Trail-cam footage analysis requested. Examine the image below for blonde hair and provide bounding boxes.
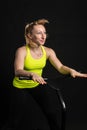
[25,18,49,44]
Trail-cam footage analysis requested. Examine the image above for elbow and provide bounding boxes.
[58,65,64,73]
[58,65,69,74]
[14,70,19,77]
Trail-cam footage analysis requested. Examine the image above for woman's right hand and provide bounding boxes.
[31,73,47,85]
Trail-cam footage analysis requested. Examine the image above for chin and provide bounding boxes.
[41,42,45,45]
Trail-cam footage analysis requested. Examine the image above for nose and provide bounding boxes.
[41,33,46,39]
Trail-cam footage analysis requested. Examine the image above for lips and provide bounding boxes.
[40,39,45,43]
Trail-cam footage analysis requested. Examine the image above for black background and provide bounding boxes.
[1,0,87,129]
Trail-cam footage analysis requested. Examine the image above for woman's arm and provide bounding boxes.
[14,46,33,77]
[45,47,87,78]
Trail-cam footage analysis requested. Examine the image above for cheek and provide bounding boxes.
[31,36,37,41]
[32,35,40,42]
[32,36,38,43]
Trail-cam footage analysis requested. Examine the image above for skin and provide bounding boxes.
[14,24,87,84]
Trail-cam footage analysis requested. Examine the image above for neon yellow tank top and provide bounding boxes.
[13,45,47,88]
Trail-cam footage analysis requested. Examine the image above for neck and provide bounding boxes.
[28,43,41,50]
[28,44,43,58]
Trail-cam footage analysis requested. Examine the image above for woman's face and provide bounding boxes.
[29,25,47,46]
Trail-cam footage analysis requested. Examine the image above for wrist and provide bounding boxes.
[30,72,34,79]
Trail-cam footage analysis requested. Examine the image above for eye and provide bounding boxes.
[36,31,47,35]
[44,32,47,35]
[36,32,42,34]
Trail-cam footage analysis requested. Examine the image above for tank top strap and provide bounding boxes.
[41,46,46,56]
[25,44,30,53]
[25,45,46,57]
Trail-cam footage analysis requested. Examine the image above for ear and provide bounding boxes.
[27,33,32,39]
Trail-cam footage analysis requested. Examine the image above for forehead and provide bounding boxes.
[32,24,46,31]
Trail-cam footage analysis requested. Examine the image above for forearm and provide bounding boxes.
[59,65,75,75]
[15,69,47,84]
[15,69,33,77]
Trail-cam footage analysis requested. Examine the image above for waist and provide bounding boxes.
[13,77,39,88]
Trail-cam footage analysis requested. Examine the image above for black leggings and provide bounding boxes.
[2,84,60,130]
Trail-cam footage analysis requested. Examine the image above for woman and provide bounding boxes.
[2,18,87,130]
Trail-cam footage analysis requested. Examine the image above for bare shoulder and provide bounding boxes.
[16,45,26,52]
[15,45,26,56]
[43,46,56,58]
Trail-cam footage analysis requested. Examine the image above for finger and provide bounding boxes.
[37,78,47,84]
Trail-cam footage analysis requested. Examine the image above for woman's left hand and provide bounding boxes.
[70,70,87,78]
